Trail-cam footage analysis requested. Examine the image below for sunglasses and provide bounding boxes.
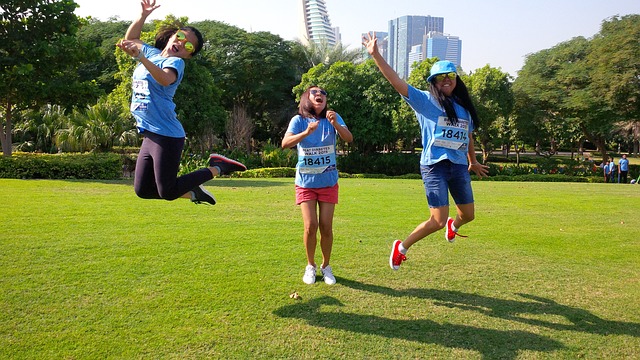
[175,30,195,53]
[310,89,327,96]
[434,72,457,82]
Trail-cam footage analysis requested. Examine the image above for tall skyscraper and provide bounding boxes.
[299,0,339,46]
[387,15,445,79]
[424,32,462,67]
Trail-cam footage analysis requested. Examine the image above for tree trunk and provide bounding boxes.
[226,103,254,153]
[1,99,13,157]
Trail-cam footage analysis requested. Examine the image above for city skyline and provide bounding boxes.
[73,0,639,76]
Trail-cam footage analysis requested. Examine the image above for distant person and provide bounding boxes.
[282,86,353,285]
[603,160,611,183]
[363,32,489,271]
[608,159,617,183]
[116,0,246,205]
[618,154,629,184]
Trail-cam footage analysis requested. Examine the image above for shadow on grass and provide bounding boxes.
[273,295,563,359]
[275,278,640,358]
[336,277,640,338]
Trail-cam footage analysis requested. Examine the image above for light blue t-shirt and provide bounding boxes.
[286,114,347,188]
[619,158,629,171]
[130,44,186,138]
[403,85,474,166]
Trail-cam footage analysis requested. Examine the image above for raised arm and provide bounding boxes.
[125,0,160,42]
[363,32,408,97]
[116,0,177,87]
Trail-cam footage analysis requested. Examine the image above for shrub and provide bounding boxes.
[338,152,420,176]
[0,153,122,180]
[233,167,296,178]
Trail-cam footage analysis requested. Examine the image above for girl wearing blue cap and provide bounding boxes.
[363,32,490,270]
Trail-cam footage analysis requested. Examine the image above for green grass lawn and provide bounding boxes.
[1,178,639,359]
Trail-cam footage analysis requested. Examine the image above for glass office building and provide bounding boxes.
[387,15,445,79]
[300,0,339,46]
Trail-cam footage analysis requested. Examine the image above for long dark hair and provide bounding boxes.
[429,76,479,130]
[298,86,327,119]
[154,26,204,56]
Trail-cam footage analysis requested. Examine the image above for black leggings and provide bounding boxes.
[134,131,213,200]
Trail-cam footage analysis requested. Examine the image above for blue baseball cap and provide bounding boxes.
[427,61,457,82]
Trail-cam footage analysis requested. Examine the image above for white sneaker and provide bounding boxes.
[302,265,316,284]
[321,265,336,285]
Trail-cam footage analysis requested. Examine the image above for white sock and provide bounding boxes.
[399,243,407,254]
[450,219,459,232]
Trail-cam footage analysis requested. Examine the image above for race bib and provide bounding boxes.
[433,116,469,151]
[298,145,337,174]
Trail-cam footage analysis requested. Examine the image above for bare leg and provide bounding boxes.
[402,205,449,249]
[300,200,319,267]
[317,201,336,268]
[453,202,475,229]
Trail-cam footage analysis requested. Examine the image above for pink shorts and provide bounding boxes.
[295,184,339,205]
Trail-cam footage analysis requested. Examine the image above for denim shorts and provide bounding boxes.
[421,160,474,208]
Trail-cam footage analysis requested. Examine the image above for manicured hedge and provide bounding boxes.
[0,153,123,180]
[1,152,634,184]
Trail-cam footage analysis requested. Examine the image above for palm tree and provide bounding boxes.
[56,101,137,152]
[14,104,68,153]
[297,39,363,68]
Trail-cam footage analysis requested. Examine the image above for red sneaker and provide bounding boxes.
[208,154,247,175]
[389,240,407,270]
[445,217,467,242]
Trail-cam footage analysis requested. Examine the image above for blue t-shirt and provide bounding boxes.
[286,114,347,188]
[130,44,186,138]
[403,85,474,166]
[619,158,629,171]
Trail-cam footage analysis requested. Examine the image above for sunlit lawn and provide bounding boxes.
[1,178,639,359]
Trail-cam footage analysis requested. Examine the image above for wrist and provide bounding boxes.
[135,51,145,60]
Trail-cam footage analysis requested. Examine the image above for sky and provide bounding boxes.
[73,0,639,76]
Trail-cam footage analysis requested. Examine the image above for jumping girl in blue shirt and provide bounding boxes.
[117,0,246,206]
[363,32,490,271]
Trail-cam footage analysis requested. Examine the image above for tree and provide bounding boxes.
[588,15,640,154]
[76,17,131,95]
[55,101,138,152]
[0,0,100,156]
[515,36,617,161]
[295,39,363,68]
[13,104,67,153]
[465,66,514,162]
[195,21,300,149]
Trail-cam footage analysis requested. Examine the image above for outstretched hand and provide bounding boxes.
[362,32,379,56]
[140,0,161,17]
